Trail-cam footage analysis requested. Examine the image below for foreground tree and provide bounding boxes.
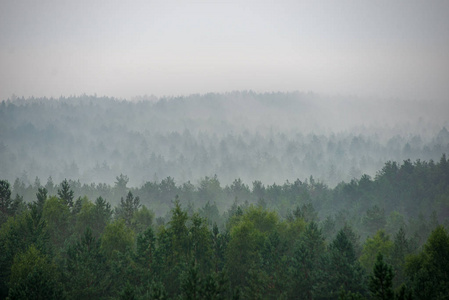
[64,227,110,299]
[369,253,394,300]
[406,225,449,299]
[8,245,64,300]
[0,180,12,224]
[328,229,367,298]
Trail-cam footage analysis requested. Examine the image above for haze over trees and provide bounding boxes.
[1,92,448,299]
[1,93,448,188]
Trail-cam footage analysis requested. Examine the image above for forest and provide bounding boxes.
[1,94,449,299]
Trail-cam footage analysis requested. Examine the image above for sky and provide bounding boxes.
[1,0,449,101]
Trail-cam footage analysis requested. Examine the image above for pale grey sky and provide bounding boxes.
[1,0,448,101]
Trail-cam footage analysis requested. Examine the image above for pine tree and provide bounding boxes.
[115,191,140,227]
[369,253,394,300]
[328,229,366,298]
[0,180,12,224]
[65,227,110,299]
[35,187,47,213]
[58,179,74,208]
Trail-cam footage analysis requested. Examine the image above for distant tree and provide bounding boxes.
[33,176,41,189]
[114,174,129,197]
[45,176,55,195]
[363,205,386,237]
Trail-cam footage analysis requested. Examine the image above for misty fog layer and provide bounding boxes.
[1,92,448,187]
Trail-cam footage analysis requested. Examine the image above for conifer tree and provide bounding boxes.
[58,179,74,208]
[369,252,394,300]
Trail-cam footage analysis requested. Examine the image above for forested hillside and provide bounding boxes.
[1,93,448,187]
[1,156,449,299]
[1,93,449,299]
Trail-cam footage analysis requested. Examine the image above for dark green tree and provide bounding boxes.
[115,191,140,227]
[288,222,326,300]
[369,252,394,300]
[0,180,12,224]
[8,245,64,300]
[181,261,202,300]
[64,227,110,299]
[327,229,366,298]
[391,227,411,288]
[35,187,47,213]
[406,225,449,299]
[92,196,112,237]
[58,179,74,208]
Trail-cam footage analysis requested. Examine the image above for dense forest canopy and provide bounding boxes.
[1,92,448,187]
[1,92,449,299]
[1,155,449,299]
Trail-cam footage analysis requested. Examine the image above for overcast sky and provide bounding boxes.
[1,0,448,101]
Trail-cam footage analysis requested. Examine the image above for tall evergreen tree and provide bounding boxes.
[35,187,47,213]
[64,227,110,299]
[369,253,394,300]
[58,179,74,208]
[115,191,140,227]
[0,180,12,224]
[327,229,366,298]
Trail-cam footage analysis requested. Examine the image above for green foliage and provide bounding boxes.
[288,222,327,300]
[369,253,394,300]
[360,230,393,272]
[92,196,112,237]
[8,245,64,300]
[57,179,74,208]
[101,219,135,258]
[327,229,367,298]
[0,155,448,299]
[64,227,110,299]
[362,205,387,238]
[406,225,449,299]
[35,187,47,214]
[119,281,136,300]
[43,196,72,251]
[338,287,365,300]
[131,205,154,234]
[391,227,411,288]
[115,191,141,227]
[0,207,48,298]
[0,180,12,225]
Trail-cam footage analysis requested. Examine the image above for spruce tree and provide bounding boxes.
[369,253,394,300]
[58,179,74,208]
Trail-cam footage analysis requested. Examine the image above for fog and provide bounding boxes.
[1,1,449,188]
[1,93,448,190]
[1,0,449,101]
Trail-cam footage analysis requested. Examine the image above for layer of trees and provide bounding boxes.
[1,156,448,299]
[2,93,448,187]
